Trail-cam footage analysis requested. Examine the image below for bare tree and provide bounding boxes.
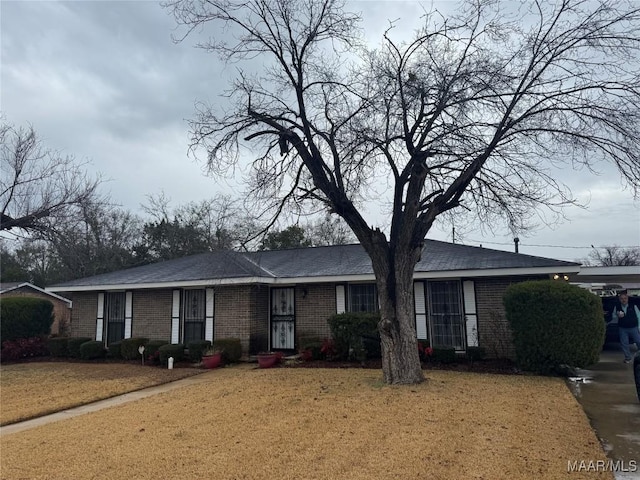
[584,245,640,266]
[0,122,102,234]
[139,193,259,260]
[306,214,355,246]
[166,0,640,384]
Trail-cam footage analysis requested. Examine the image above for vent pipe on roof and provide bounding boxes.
[514,237,520,253]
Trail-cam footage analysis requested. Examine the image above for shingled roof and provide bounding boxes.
[47,239,579,291]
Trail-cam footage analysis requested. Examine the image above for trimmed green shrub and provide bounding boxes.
[158,344,185,365]
[327,312,381,361]
[67,337,92,358]
[213,338,242,364]
[145,340,168,365]
[146,340,169,357]
[187,340,212,362]
[47,337,69,357]
[504,280,604,374]
[466,346,486,362]
[299,337,323,361]
[79,341,106,360]
[432,347,457,364]
[120,337,149,360]
[108,341,122,359]
[0,297,54,342]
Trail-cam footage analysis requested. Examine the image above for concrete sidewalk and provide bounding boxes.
[568,347,640,480]
[0,369,219,437]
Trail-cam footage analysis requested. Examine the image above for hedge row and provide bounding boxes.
[1,297,53,342]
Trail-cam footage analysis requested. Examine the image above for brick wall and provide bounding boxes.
[248,285,269,355]
[131,289,173,341]
[295,283,336,343]
[1,288,71,335]
[208,284,276,356]
[475,275,547,359]
[63,291,98,339]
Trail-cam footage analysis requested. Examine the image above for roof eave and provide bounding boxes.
[46,265,576,292]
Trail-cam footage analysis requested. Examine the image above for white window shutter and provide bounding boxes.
[414,282,427,340]
[205,288,214,342]
[96,293,104,342]
[335,285,346,314]
[171,290,180,344]
[124,291,133,339]
[463,280,478,347]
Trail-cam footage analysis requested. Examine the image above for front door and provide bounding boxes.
[270,287,295,350]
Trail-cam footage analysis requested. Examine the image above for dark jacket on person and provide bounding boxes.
[613,302,640,329]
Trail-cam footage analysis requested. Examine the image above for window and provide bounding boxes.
[105,292,125,345]
[183,289,205,344]
[428,280,465,350]
[348,284,378,313]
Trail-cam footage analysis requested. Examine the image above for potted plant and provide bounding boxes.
[257,351,282,368]
[201,347,223,369]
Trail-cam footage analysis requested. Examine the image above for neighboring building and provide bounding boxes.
[569,266,640,297]
[46,241,580,359]
[0,282,72,335]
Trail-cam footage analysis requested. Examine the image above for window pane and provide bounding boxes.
[183,290,205,342]
[105,292,125,345]
[348,284,378,313]
[428,281,464,349]
[184,321,205,344]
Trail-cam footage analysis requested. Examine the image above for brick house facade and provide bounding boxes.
[49,241,579,359]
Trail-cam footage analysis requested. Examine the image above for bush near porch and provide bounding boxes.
[504,280,604,374]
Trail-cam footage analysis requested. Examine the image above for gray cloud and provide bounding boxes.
[2,0,638,261]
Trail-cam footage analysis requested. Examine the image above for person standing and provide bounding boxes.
[611,292,640,363]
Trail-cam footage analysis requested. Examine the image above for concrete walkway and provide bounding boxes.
[0,369,219,437]
[568,347,640,480]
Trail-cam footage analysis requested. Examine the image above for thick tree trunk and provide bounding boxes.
[370,245,424,385]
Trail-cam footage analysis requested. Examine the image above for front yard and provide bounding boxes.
[0,362,201,425]
[0,365,611,479]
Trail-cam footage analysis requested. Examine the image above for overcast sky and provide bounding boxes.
[2,0,639,262]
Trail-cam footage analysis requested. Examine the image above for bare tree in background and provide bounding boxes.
[0,122,102,234]
[306,214,354,246]
[585,245,640,266]
[138,193,258,260]
[166,0,640,384]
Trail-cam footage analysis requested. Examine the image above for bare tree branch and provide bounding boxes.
[0,122,103,234]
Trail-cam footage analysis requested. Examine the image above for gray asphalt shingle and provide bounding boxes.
[49,239,578,288]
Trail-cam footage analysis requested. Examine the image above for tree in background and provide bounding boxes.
[306,215,354,246]
[259,225,311,250]
[136,193,257,261]
[167,0,640,383]
[584,245,640,266]
[0,122,103,234]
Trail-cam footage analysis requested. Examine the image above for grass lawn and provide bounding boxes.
[0,362,202,426]
[1,366,611,480]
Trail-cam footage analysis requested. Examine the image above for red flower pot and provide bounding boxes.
[257,353,279,368]
[201,352,222,369]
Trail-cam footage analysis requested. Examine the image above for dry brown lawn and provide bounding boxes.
[0,362,202,425]
[1,366,611,480]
